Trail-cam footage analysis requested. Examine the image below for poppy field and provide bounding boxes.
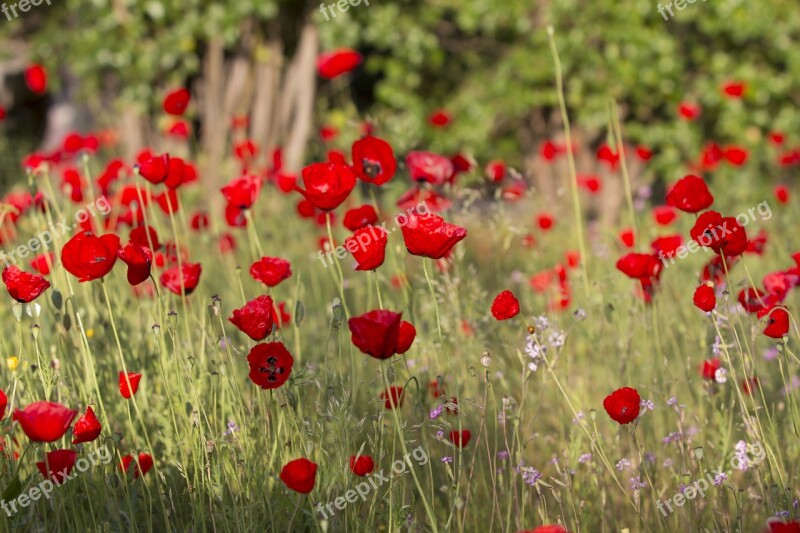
[1,2,800,532]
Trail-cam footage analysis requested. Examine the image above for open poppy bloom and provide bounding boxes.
[160,262,202,295]
[222,174,262,210]
[119,372,142,399]
[352,136,397,186]
[121,452,154,478]
[349,455,375,476]
[405,151,454,185]
[400,211,467,260]
[37,449,77,483]
[163,88,190,116]
[615,253,662,280]
[693,284,717,312]
[72,406,102,444]
[137,153,170,184]
[118,242,153,286]
[690,211,747,256]
[396,321,416,354]
[491,290,520,320]
[229,295,274,341]
[13,401,77,442]
[343,205,379,231]
[247,342,294,389]
[666,175,714,213]
[296,162,356,211]
[346,226,388,271]
[61,231,120,282]
[381,386,405,409]
[348,310,402,359]
[2,265,50,303]
[603,387,640,425]
[449,430,472,448]
[758,306,789,338]
[250,256,292,287]
[317,48,362,79]
[30,252,56,276]
[280,457,317,493]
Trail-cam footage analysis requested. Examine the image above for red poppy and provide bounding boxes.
[449,430,471,448]
[61,231,120,282]
[348,310,402,359]
[775,185,790,205]
[602,387,640,425]
[190,212,210,231]
[758,306,789,338]
[400,211,467,260]
[37,449,77,484]
[396,187,452,213]
[13,401,77,442]
[117,242,152,286]
[0,389,6,420]
[381,386,405,409]
[635,146,653,161]
[722,81,746,98]
[428,109,451,127]
[616,253,661,280]
[2,265,50,303]
[247,342,294,389]
[485,161,506,182]
[229,295,274,341]
[738,288,769,313]
[578,174,601,193]
[250,256,292,287]
[222,174,262,209]
[163,156,188,189]
[121,452,154,478]
[317,48,362,79]
[540,140,563,161]
[320,125,338,142]
[678,102,700,120]
[652,205,677,226]
[650,235,683,259]
[690,211,747,256]
[72,406,102,444]
[741,377,759,395]
[396,321,416,354]
[295,162,356,211]
[520,526,569,533]
[351,136,397,186]
[346,226,388,271]
[119,372,142,399]
[491,290,520,320]
[406,151,454,185]
[280,458,317,493]
[167,120,190,138]
[160,262,202,295]
[137,153,170,184]
[163,88,190,116]
[702,358,721,380]
[349,455,375,476]
[596,145,619,170]
[25,64,47,94]
[693,284,717,312]
[343,205,379,231]
[763,520,800,533]
[536,213,555,231]
[724,146,748,166]
[0,106,5,121]
[619,228,635,248]
[30,252,56,276]
[130,225,160,251]
[666,175,714,213]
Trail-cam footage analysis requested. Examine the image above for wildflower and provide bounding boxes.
[223,420,239,436]
[640,399,655,411]
[616,458,631,471]
[491,290,520,320]
[663,431,682,444]
[6,357,19,372]
[349,455,375,476]
[629,476,647,489]
[120,453,154,479]
[733,441,749,471]
[603,387,641,425]
[578,453,593,464]
[497,450,510,460]
[547,330,565,348]
[430,405,445,420]
[712,471,728,486]
[715,368,728,384]
[441,456,453,464]
[533,315,550,331]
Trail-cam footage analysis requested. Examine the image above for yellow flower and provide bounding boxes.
[6,356,19,372]
[86,329,94,338]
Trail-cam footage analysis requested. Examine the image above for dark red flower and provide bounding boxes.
[0,389,6,420]
[738,288,769,313]
[702,358,721,380]
[400,211,467,259]
[296,162,356,211]
[690,211,747,256]
[163,88,191,116]
[119,372,142,399]
[130,225,160,251]
[602,387,640,425]
[247,342,294,389]
[349,455,375,476]
[13,401,77,442]
[137,153,170,184]
[159,262,202,295]
[764,520,800,533]
[0,106,5,121]
[317,49,362,79]
[396,321,416,354]
[250,256,292,287]
[448,430,472,448]
[117,242,152,286]
[343,205,379,231]
[121,453,154,478]
[190,212,210,231]
[280,458,317,494]
[2,265,50,303]
[693,284,717,312]
[348,310,402,359]
[406,151,454,185]
[491,290,520,320]
[635,146,653,161]
[381,386,405,409]
[352,136,397,185]
[346,226,388,271]
[25,64,47,94]
[758,306,790,338]
[37,449,77,483]
[61,231,120,282]
[72,406,102,444]
[666,175,714,213]
[229,295,274,341]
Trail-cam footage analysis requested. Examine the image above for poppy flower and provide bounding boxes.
[702,358,721,380]
[222,174,262,209]
[61,231,120,282]
[536,213,555,231]
[651,235,683,259]
[428,109,451,127]
[130,225,160,251]
[763,520,800,533]
[635,146,653,161]
[666,175,714,213]
[117,242,152,286]
[396,321,416,354]
[160,262,202,295]
[121,452,154,478]
[602,387,640,425]
[678,102,700,120]
[348,309,402,359]
[400,211,467,260]
[2,265,50,303]
[166,120,190,138]
[738,288,769,313]
[137,153,170,184]
[119,372,142,399]
[0,389,6,420]
[343,205,379,231]
[351,136,397,186]
[13,401,77,442]
[229,295,274,341]
[758,306,789,338]
[491,290,520,320]
[619,228,635,248]
[578,175,601,193]
[349,455,375,476]
[486,161,506,182]
[317,48,362,79]
[406,151,454,185]
[163,88,190,115]
[280,458,317,494]
[346,226,388,271]
[448,430,471,448]
[540,140,563,161]
[616,253,661,280]
[295,162,356,211]
[396,187,452,213]
[596,145,619,170]
[25,64,47,94]
[37,449,77,483]
[690,211,747,256]
[0,106,5,121]
[30,252,56,276]
[250,256,292,287]
[72,406,102,444]
[722,81,746,98]
[381,386,405,409]
[741,377,759,395]
[652,205,677,226]
[693,284,716,312]
[775,185,790,205]
[247,341,294,389]
[320,125,338,142]
[163,156,188,189]
[520,526,569,533]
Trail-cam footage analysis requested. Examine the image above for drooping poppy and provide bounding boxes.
[395,321,416,354]
[400,211,467,260]
[2,265,50,303]
[349,455,375,476]
[449,430,472,448]
[351,136,397,186]
[159,262,202,295]
[117,242,152,286]
[61,231,120,282]
[72,406,102,444]
[348,310,402,359]
[381,386,405,409]
[280,458,317,493]
[343,204,379,231]
[37,449,77,483]
[247,342,294,389]
[229,295,274,341]
[346,226,388,271]
[491,290,520,320]
[295,162,356,211]
[250,257,292,287]
[13,401,77,442]
[602,387,640,425]
[119,372,142,399]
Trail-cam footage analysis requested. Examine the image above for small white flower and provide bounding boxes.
[714,367,728,384]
